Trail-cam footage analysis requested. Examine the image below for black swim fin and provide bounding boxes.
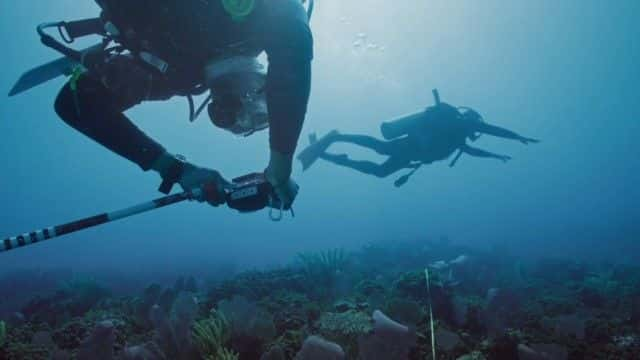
[296,130,338,171]
[394,164,422,187]
[8,44,102,97]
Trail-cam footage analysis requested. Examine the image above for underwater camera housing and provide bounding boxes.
[226,173,285,219]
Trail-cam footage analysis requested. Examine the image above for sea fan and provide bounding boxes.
[192,310,234,359]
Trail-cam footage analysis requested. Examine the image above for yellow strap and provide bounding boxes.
[69,66,85,92]
[68,66,85,116]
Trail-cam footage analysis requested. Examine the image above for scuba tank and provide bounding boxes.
[380,89,441,140]
[380,111,428,140]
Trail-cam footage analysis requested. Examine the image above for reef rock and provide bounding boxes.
[50,350,72,360]
[385,298,424,326]
[333,300,356,313]
[541,314,585,340]
[218,296,277,341]
[260,345,287,360]
[122,344,160,360]
[76,320,116,360]
[294,336,345,360]
[631,295,640,328]
[7,312,25,327]
[436,328,462,352]
[456,351,486,360]
[518,343,568,360]
[357,310,417,360]
[31,330,56,349]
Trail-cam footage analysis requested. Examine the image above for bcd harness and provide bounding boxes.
[35,0,315,123]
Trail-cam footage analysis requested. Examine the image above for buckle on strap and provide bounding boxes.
[139,52,169,74]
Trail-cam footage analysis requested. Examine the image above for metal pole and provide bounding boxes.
[1,190,200,254]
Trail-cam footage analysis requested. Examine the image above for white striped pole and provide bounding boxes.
[1,190,200,254]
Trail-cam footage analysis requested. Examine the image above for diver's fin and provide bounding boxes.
[394,163,423,187]
[9,56,77,97]
[8,44,102,97]
[296,130,338,171]
[394,173,411,187]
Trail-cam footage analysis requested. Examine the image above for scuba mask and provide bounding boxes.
[204,56,269,137]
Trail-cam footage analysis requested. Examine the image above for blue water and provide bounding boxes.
[0,0,638,274]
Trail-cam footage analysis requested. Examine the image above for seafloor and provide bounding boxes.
[1,239,638,360]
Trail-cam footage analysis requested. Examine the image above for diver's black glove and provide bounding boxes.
[152,153,230,206]
[179,163,231,206]
[264,151,299,210]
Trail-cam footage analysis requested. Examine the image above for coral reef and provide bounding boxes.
[148,292,200,359]
[2,239,640,359]
[192,310,237,360]
[76,320,116,360]
[0,321,5,347]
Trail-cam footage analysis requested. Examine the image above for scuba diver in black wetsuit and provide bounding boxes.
[298,90,539,186]
[13,0,314,210]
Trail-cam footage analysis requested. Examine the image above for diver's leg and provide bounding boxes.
[476,123,540,144]
[461,144,511,163]
[331,134,396,155]
[320,153,411,178]
[54,58,168,171]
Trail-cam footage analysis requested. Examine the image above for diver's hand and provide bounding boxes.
[268,177,300,210]
[499,155,512,163]
[179,163,230,206]
[520,137,540,145]
[265,150,298,210]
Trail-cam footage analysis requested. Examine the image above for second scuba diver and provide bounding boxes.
[297,90,539,186]
[42,0,314,209]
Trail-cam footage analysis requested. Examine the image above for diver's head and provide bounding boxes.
[459,107,484,124]
[204,56,269,137]
[458,107,484,141]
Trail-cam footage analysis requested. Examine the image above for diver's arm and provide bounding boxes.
[461,144,512,163]
[263,0,313,206]
[264,0,313,162]
[476,123,540,145]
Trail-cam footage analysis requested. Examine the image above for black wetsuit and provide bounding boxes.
[55,0,313,170]
[317,103,466,178]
